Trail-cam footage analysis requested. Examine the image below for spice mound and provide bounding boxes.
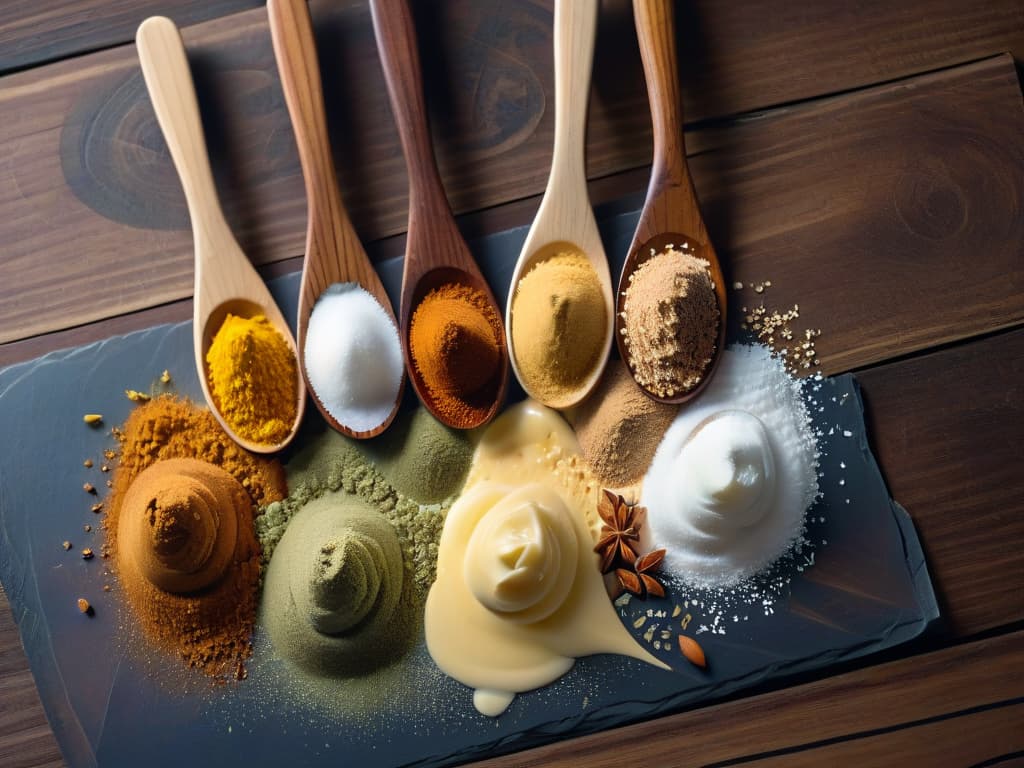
[118,458,245,594]
[206,313,297,445]
[262,493,412,677]
[105,395,286,677]
[510,251,607,406]
[304,283,403,433]
[642,344,818,587]
[621,247,719,397]
[409,283,503,426]
[360,407,472,504]
[572,357,679,487]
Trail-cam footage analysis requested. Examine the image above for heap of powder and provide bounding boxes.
[104,395,286,677]
[304,283,404,433]
[206,313,297,445]
[510,251,607,406]
[261,493,416,677]
[359,407,472,504]
[641,344,819,587]
[571,357,679,487]
[621,248,719,397]
[408,283,503,427]
[257,411,471,593]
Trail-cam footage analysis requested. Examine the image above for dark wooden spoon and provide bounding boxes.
[615,0,727,404]
[268,0,404,439]
[369,0,508,430]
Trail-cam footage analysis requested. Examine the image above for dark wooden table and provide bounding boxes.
[1,1,1023,765]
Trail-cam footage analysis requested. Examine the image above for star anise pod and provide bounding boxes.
[614,548,667,599]
[593,490,644,574]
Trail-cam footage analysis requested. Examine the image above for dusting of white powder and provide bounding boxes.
[304,283,403,433]
[641,344,818,587]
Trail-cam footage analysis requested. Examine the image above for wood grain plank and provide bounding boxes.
[0,0,261,74]
[0,587,62,768]
[743,704,1024,768]
[0,2,1022,344]
[859,329,1024,636]
[472,630,1024,767]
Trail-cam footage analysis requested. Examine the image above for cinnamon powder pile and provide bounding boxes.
[103,395,286,678]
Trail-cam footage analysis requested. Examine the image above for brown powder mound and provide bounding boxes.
[621,248,719,397]
[103,395,287,678]
[572,357,680,487]
[409,283,504,426]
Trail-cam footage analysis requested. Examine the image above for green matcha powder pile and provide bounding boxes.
[256,407,473,594]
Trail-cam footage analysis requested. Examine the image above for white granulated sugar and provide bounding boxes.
[641,343,819,588]
[304,283,403,433]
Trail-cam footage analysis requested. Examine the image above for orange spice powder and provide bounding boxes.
[408,283,503,427]
[103,395,286,679]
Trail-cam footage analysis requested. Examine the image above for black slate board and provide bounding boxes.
[0,209,938,768]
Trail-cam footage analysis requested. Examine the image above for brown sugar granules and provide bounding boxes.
[103,395,286,678]
[571,358,679,487]
[621,247,719,397]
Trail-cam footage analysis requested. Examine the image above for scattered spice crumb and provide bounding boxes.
[100,465,110,473]
[678,635,707,668]
[81,548,94,560]
[62,541,72,551]
[103,584,111,592]
[77,598,93,616]
[84,525,92,533]
[83,459,93,468]
[103,449,116,461]
[91,503,103,513]
[83,483,96,494]
[160,370,172,384]
[125,389,150,403]
[105,479,112,488]
[83,414,103,426]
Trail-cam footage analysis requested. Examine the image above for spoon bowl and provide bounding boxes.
[137,16,305,453]
[506,0,613,410]
[614,0,727,405]
[268,0,404,439]
[370,0,508,430]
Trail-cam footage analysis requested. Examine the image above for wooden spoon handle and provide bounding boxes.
[369,0,452,226]
[268,0,378,293]
[633,0,689,187]
[550,0,598,194]
[135,17,230,253]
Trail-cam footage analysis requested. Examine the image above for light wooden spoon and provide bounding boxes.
[506,0,614,410]
[369,0,508,430]
[267,0,403,439]
[615,0,727,405]
[136,16,305,452]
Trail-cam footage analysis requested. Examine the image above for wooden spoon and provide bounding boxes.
[505,0,614,410]
[369,0,508,430]
[614,0,727,404]
[136,16,305,452]
[267,0,403,439]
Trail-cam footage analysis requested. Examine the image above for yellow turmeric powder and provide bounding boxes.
[205,313,297,445]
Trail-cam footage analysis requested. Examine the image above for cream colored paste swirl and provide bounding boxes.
[426,401,667,717]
